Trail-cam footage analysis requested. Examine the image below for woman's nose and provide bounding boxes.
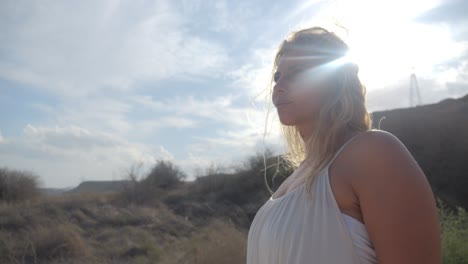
[272,82,286,104]
[272,83,280,98]
[273,79,285,92]
[273,80,287,96]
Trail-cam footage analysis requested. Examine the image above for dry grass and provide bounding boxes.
[0,223,90,263]
[159,218,247,264]
[0,190,247,264]
[0,199,247,263]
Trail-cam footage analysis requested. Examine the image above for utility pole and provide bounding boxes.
[410,69,422,107]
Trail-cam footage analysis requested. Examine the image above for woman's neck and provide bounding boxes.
[297,123,315,143]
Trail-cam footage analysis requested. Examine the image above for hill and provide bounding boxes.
[66,180,131,194]
[40,187,73,196]
[370,93,468,208]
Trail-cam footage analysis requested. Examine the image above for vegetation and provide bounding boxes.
[0,167,40,203]
[119,160,187,205]
[438,199,468,264]
[0,156,467,263]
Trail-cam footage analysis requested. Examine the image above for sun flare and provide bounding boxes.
[298,0,463,91]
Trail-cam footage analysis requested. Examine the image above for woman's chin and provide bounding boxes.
[278,116,297,126]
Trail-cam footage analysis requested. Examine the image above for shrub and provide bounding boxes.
[142,159,186,189]
[120,160,187,205]
[194,148,290,205]
[0,167,40,203]
[438,199,468,264]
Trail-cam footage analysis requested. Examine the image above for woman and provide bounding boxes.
[246,27,441,264]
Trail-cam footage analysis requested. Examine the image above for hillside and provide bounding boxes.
[370,93,468,208]
[40,187,73,196]
[67,180,131,194]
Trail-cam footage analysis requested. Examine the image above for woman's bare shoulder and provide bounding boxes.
[350,129,409,162]
[350,128,425,197]
[350,129,441,264]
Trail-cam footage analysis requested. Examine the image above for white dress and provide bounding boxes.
[246,134,378,264]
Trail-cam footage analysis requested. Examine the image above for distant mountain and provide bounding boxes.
[66,180,131,194]
[40,187,73,196]
[370,93,468,208]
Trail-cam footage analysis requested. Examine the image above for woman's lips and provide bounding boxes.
[275,101,290,107]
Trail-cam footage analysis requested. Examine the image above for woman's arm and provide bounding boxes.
[352,130,441,264]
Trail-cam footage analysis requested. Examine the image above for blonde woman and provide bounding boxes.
[246,27,441,264]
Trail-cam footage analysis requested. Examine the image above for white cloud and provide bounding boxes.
[131,94,234,114]
[157,146,175,162]
[131,94,250,125]
[32,97,133,136]
[228,46,277,103]
[22,124,125,152]
[132,116,198,139]
[131,93,283,148]
[0,130,3,144]
[0,0,230,97]
[30,97,200,139]
[139,116,198,129]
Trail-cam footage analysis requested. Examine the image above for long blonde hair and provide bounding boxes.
[264,27,372,198]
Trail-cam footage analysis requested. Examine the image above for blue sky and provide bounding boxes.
[1,0,467,188]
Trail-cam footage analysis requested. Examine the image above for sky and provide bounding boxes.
[0,0,467,188]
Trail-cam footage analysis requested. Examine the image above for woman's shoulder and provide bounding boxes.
[347,132,440,263]
[350,128,427,198]
[345,128,420,194]
[352,129,407,157]
[359,128,401,142]
[334,129,405,175]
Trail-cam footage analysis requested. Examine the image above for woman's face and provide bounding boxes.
[272,50,330,126]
